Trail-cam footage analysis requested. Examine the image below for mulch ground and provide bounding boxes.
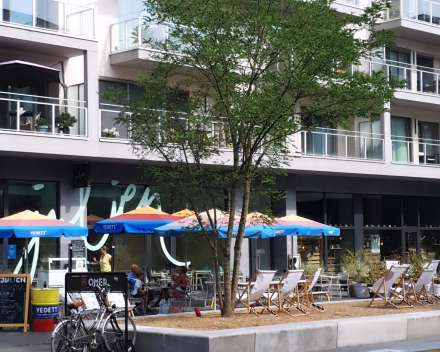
[136,300,440,331]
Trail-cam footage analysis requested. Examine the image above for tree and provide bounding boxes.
[101,0,398,317]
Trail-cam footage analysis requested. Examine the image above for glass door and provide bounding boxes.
[418,121,439,164]
[392,116,412,163]
[256,238,272,270]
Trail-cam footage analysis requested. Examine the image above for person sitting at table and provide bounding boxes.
[127,264,139,293]
[131,271,154,313]
[152,266,190,307]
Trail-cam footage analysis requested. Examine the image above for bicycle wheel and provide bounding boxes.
[51,319,88,352]
[102,314,137,351]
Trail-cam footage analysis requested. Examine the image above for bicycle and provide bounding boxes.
[51,284,137,352]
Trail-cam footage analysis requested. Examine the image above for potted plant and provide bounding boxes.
[35,118,49,133]
[55,112,77,134]
[101,127,120,138]
[342,249,371,298]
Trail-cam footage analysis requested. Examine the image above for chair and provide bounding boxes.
[107,292,136,314]
[328,273,342,299]
[235,270,277,316]
[128,292,144,316]
[409,269,437,305]
[80,292,102,315]
[368,265,412,308]
[385,260,400,270]
[339,273,350,298]
[264,270,306,316]
[298,268,326,311]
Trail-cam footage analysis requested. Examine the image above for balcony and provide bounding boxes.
[379,0,440,44]
[301,128,384,161]
[0,92,87,138]
[331,0,370,15]
[353,59,440,104]
[392,136,440,165]
[0,0,95,39]
[100,109,129,141]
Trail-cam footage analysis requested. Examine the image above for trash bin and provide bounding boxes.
[31,288,59,332]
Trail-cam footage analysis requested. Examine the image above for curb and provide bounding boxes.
[134,310,440,352]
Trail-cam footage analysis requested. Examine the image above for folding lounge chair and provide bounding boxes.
[410,269,437,305]
[368,265,412,308]
[298,268,325,311]
[108,292,136,314]
[80,292,102,316]
[426,260,440,297]
[235,270,277,316]
[265,269,306,316]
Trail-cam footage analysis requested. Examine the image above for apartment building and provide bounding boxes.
[0,0,439,283]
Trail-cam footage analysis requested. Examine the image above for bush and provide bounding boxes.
[55,112,77,128]
[342,249,371,283]
[36,118,48,126]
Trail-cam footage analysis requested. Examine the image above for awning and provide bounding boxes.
[0,60,60,88]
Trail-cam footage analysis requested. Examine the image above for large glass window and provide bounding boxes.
[326,193,353,226]
[420,197,440,227]
[420,230,440,261]
[119,0,144,21]
[418,121,439,164]
[256,238,272,270]
[296,192,324,223]
[7,181,57,278]
[363,195,401,227]
[403,196,418,226]
[3,0,33,26]
[327,229,354,272]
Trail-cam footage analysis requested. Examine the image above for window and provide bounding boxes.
[392,116,412,163]
[363,195,401,227]
[296,192,324,223]
[403,196,418,226]
[418,121,439,164]
[326,193,353,226]
[420,197,440,227]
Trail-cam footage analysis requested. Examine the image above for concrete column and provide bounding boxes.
[84,49,99,141]
[382,103,392,164]
[285,175,297,255]
[353,194,364,252]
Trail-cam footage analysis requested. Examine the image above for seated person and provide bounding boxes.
[127,264,139,293]
[153,266,190,306]
[131,271,154,313]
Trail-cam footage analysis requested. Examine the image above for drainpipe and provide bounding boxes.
[59,61,68,101]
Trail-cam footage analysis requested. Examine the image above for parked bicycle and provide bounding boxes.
[51,284,137,352]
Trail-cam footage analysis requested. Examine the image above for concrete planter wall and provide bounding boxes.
[135,311,440,352]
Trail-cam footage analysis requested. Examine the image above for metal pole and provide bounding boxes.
[213,259,217,311]
[25,239,28,274]
[185,238,188,268]
[125,275,129,352]
[68,244,73,273]
[21,246,26,274]
[111,243,115,272]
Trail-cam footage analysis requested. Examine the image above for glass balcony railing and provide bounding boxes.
[0,92,87,137]
[392,136,440,165]
[353,59,440,96]
[334,0,371,8]
[384,0,440,25]
[100,109,130,140]
[110,17,186,53]
[1,0,95,39]
[301,128,384,160]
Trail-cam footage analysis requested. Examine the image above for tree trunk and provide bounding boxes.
[230,174,252,313]
[221,184,236,317]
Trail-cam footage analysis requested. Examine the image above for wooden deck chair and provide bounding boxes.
[235,270,277,317]
[298,268,325,311]
[59,288,93,319]
[426,260,440,298]
[264,270,306,316]
[80,292,101,315]
[411,269,437,305]
[368,265,412,308]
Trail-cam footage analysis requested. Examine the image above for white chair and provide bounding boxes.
[409,269,437,305]
[385,260,400,270]
[368,265,411,308]
[265,270,306,316]
[235,270,277,316]
[298,268,326,311]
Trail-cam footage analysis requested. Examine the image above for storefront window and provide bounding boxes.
[420,197,440,227]
[403,196,418,226]
[298,236,322,266]
[256,238,272,270]
[151,236,171,273]
[326,193,353,226]
[7,181,57,279]
[420,230,440,260]
[296,192,324,223]
[363,195,401,227]
[176,237,224,271]
[327,230,354,272]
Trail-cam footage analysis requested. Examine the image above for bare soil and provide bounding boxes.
[136,300,440,331]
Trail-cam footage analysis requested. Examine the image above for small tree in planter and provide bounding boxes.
[55,112,77,134]
[342,249,371,298]
[35,118,49,133]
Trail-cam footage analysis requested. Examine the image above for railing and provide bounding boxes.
[392,136,440,165]
[334,0,370,8]
[0,0,95,39]
[110,17,185,53]
[99,109,130,140]
[383,0,440,25]
[0,91,87,137]
[301,128,384,160]
[353,59,440,96]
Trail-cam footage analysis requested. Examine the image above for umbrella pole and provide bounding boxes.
[111,243,115,272]
[21,246,26,274]
[185,238,188,268]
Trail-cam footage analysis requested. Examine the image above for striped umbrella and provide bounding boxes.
[276,215,339,236]
[0,211,88,238]
[94,206,184,234]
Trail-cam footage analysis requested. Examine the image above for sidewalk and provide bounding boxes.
[0,329,51,352]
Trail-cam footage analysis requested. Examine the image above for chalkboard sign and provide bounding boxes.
[71,240,86,259]
[0,274,30,332]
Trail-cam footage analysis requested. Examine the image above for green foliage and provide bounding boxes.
[36,118,48,126]
[101,0,399,316]
[342,249,371,283]
[55,112,77,128]
[404,253,427,279]
[301,261,324,276]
